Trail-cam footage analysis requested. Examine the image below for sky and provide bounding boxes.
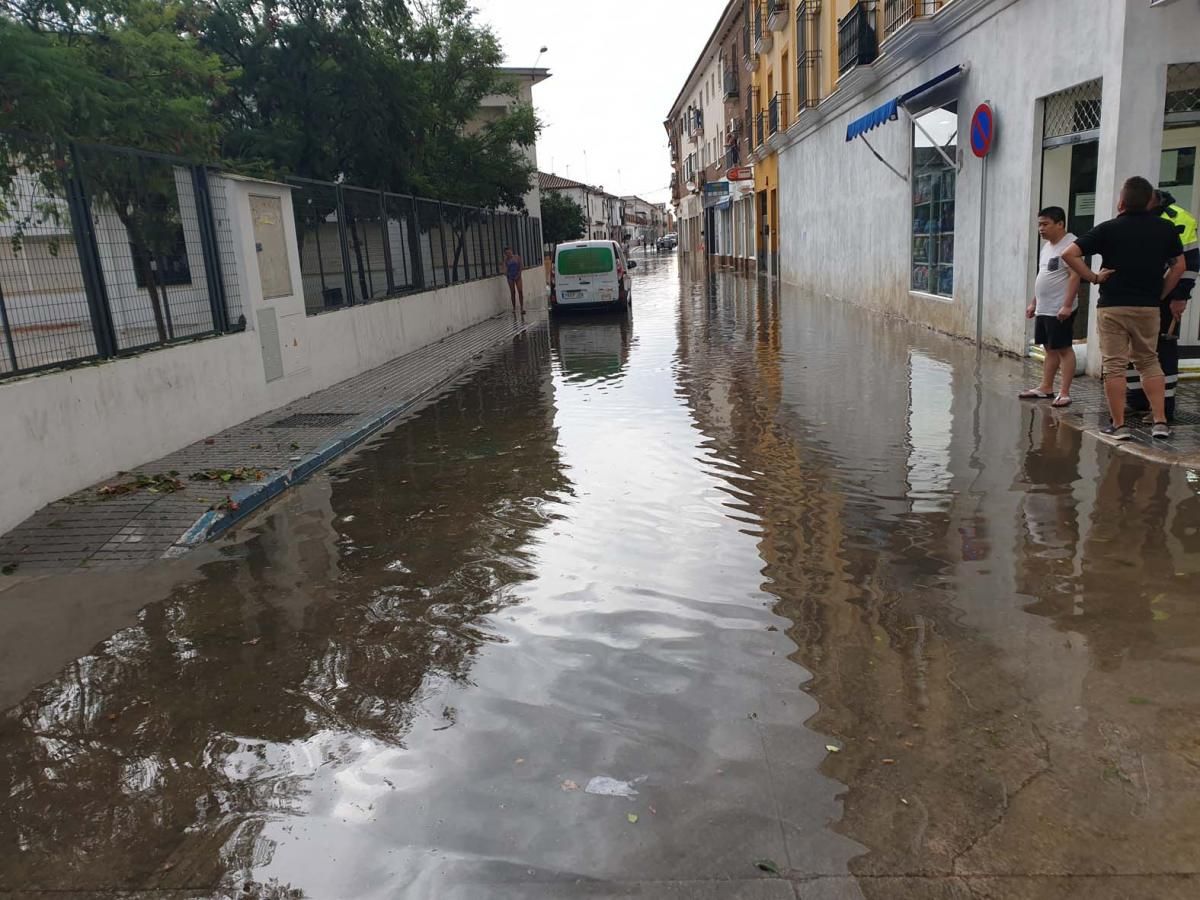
[470,0,729,205]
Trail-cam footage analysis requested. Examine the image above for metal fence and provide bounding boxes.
[288,177,542,316]
[0,136,542,377]
[0,137,237,378]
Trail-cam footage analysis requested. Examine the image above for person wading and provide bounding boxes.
[1062,176,1185,441]
[504,247,525,314]
[1021,206,1080,407]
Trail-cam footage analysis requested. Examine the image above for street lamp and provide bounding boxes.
[532,46,548,69]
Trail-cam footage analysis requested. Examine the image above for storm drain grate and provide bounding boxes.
[268,412,363,429]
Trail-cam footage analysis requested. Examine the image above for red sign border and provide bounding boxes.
[970,103,994,159]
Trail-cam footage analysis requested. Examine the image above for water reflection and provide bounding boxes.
[549,309,633,386]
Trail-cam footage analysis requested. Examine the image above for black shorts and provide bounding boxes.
[1035,313,1076,351]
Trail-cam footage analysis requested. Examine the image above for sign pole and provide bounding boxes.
[976,153,987,348]
[969,102,995,348]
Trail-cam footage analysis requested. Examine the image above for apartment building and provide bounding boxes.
[665,0,757,268]
[538,173,624,243]
[767,0,1199,368]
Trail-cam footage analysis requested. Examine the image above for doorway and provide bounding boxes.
[1039,79,1103,344]
[758,190,769,271]
[1162,63,1200,357]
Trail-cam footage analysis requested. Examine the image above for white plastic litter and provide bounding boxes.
[584,776,640,798]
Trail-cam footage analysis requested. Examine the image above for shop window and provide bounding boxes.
[911,103,958,297]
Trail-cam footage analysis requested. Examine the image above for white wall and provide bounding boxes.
[0,175,546,535]
[777,0,1194,357]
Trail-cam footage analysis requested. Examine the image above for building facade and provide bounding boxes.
[666,1,757,268]
[769,0,1199,368]
[538,173,624,243]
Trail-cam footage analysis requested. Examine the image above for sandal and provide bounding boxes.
[1019,389,1053,399]
[1052,395,1072,408]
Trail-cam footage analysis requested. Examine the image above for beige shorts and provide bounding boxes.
[1098,307,1163,381]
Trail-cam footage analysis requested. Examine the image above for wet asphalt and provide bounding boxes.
[1,253,1199,899]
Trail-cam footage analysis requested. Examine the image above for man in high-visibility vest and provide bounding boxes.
[1126,190,1197,420]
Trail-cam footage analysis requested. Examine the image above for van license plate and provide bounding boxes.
[562,290,583,299]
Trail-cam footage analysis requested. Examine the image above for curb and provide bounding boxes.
[166,318,533,555]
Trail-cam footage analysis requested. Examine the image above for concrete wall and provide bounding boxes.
[0,175,546,535]
[776,0,1198,360]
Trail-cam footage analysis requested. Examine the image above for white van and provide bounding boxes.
[550,240,636,311]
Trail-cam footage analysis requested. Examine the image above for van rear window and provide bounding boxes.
[558,247,614,275]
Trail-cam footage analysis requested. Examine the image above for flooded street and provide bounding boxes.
[3,254,1200,899]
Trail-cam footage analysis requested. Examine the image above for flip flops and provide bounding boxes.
[1019,389,1053,399]
[1052,395,1072,408]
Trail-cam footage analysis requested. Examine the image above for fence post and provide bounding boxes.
[65,144,118,359]
[0,281,19,372]
[462,209,473,282]
[380,191,395,295]
[191,166,230,333]
[437,202,450,287]
[336,185,356,304]
[407,195,425,292]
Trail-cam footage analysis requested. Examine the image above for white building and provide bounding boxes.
[476,67,551,220]
[539,173,623,242]
[776,0,1200,371]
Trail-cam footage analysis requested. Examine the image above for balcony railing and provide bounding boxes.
[726,145,741,170]
[768,93,789,135]
[755,110,765,148]
[754,2,763,42]
[724,68,740,99]
[768,0,788,30]
[838,1,878,76]
[884,0,915,36]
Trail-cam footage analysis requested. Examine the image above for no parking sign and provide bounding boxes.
[970,103,995,158]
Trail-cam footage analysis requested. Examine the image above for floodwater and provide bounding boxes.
[2,255,1200,899]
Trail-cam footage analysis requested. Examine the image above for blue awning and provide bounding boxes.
[898,65,966,110]
[845,99,898,143]
[844,65,967,143]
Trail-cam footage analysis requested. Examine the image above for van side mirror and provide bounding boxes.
[629,260,638,269]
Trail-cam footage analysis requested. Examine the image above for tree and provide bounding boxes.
[541,192,586,246]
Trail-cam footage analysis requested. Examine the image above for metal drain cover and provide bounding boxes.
[268,412,362,428]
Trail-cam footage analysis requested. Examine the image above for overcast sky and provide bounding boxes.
[470,0,729,204]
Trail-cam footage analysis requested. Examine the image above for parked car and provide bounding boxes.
[656,232,678,252]
[550,240,636,311]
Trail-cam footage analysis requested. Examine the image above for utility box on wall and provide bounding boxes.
[250,194,294,301]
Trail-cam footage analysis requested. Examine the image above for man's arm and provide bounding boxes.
[1062,242,1112,285]
[1161,254,1185,301]
[1058,270,1081,320]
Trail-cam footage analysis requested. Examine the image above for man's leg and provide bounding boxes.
[1098,308,1132,427]
[1128,308,1167,423]
[1036,347,1060,394]
[1057,347,1076,398]
[508,280,517,310]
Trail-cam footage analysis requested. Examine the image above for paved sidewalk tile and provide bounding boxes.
[0,311,539,573]
[1021,362,1200,460]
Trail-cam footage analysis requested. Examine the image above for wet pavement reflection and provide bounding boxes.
[2,254,1200,898]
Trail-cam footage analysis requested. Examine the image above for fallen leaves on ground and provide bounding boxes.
[754,859,781,875]
[626,813,638,824]
[190,467,267,484]
[97,473,186,497]
[560,779,579,792]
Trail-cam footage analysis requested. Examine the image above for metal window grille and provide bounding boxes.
[883,0,914,36]
[769,93,789,134]
[754,1,764,42]
[1043,79,1103,142]
[838,2,878,75]
[1166,62,1200,120]
[756,110,766,148]
[796,1,822,110]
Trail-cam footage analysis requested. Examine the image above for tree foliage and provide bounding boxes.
[1,0,540,209]
[541,191,586,246]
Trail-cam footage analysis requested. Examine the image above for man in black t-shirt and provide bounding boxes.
[1062,176,1185,440]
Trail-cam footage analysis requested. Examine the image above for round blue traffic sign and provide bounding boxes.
[970,103,994,158]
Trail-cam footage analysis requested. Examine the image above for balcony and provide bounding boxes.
[767,0,788,30]
[755,110,766,148]
[883,0,915,36]
[724,68,740,99]
[725,145,741,170]
[753,3,773,54]
[768,92,789,135]
[838,2,879,76]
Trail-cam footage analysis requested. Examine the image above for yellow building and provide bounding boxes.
[746,1,958,273]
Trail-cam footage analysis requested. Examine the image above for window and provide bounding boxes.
[558,246,615,276]
[911,102,958,296]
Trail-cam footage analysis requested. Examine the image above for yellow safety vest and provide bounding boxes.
[1163,203,1198,252]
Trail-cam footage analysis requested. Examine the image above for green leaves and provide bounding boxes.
[542,192,587,245]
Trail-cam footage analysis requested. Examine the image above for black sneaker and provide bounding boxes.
[1152,422,1172,440]
[1101,424,1133,441]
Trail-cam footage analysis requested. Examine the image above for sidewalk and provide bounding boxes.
[0,311,540,573]
[1022,360,1200,462]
